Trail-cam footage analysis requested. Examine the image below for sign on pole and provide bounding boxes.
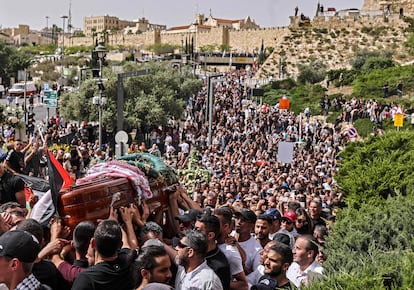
[394,105,404,128]
[394,114,404,127]
[44,90,58,108]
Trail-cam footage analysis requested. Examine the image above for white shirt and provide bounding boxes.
[175,260,223,290]
[247,264,264,288]
[179,142,190,154]
[217,243,244,276]
[286,261,324,288]
[238,236,262,272]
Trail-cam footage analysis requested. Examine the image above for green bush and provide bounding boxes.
[336,130,414,207]
[353,118,375,137]
[325,111,340,124]
[310,195,414,289]
[297,61,327,85]
[352,65,414,99]
[263,83,327,114]
[268,78,297,90]
[350,49,393,70]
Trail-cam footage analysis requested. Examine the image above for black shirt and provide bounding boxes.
[33,259,71,290]
[71,249,136,290]
[205,247,231,290]
[24,150,42,176]
[6,149,25,173]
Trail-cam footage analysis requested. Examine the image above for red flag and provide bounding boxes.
[24,184,33,204]
[46,148,74,213]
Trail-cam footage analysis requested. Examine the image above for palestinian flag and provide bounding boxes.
[46,148,74,213]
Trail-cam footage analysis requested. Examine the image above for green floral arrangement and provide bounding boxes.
[177,148,211,194]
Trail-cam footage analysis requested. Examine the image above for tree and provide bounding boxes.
[59,62,202,136]
[297,60,327,84]
[350,49,393,70]
[0,41,32,85]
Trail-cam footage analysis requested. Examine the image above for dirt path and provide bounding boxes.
[326,85,353,96]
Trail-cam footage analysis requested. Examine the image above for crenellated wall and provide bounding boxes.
[64,9,408,53]
[62,5,414,78]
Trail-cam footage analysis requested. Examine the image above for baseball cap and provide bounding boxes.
[264,208,282,221]
[0,230,40,263]
[282,211,297,223]
[235,208,257,223]
[251,276,278,290]
[175,209,201,223]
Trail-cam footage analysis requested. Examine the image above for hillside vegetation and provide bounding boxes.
[259,16,414,79]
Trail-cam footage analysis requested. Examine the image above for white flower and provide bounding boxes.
[9,116,19,124]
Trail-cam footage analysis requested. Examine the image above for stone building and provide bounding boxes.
[83,15,135,36]
[202,14,260,30]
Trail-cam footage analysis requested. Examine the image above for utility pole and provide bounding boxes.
[206,74,224,147]
[61,15,68,87]
[45,16,49,45]
[68,0,72,33]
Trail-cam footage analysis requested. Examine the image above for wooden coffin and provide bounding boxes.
[58,177,135,230]
[58,176,173,230]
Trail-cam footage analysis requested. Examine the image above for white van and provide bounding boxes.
[8,82,37,96]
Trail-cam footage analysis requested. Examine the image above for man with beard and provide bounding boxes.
[136,245,173,290]
[255,214,273,248]
[174,230,223,290]
[194,214,231,290]
[247,240,278,287]
[252,244,295,290]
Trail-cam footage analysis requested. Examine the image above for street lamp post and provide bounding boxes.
[94,44,107,147]
[45,16,49,45]
[206,74,224,147]
[60,15,68,87]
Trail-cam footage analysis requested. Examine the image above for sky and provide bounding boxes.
[1,0,364,31]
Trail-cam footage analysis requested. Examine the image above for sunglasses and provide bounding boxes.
[176,241,191,249]
[297,219,305,223]
[282,219,293,225]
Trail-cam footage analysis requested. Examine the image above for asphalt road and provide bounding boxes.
[0,95,57,131]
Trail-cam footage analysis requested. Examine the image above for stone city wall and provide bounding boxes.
[63,11,407,52]
[228,27,290,52]
[363,0,414,14]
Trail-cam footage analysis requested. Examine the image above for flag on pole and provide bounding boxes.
[46,148,74,214]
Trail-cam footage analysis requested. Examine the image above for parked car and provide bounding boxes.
[8,82,37,96]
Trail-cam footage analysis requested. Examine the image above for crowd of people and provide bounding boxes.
[0,67,402,290]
